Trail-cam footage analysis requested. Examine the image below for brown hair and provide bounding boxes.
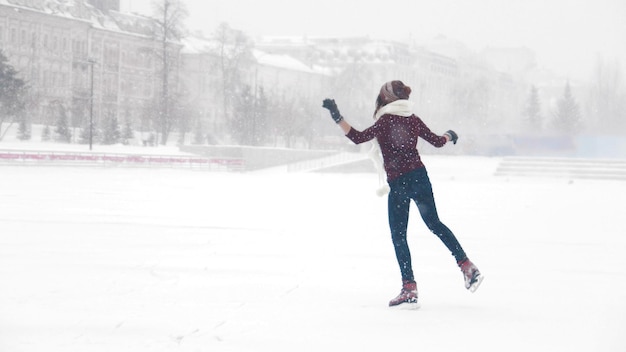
[375,80,412,115]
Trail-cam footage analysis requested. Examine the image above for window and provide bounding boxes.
[72,39,87,57]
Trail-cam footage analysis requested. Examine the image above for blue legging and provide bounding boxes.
[387,167,467,281]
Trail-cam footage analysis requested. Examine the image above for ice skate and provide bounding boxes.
[389,280,419,309]
[458,258,483,292]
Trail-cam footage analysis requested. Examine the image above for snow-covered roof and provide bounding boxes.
[252,49,314,74]
[108,11,156,37]
[1,0,157,38]
[179,34,331,76]
[253,49,334,76]
[180,35,219,54]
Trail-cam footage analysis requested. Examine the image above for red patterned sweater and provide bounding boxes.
[345,114,447,182]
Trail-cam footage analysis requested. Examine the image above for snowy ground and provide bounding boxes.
[1,156,625,352]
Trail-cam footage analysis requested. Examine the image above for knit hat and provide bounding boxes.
[378,80,411,106]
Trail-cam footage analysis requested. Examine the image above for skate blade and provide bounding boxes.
[390,302,421,310]
[468,274,484,293]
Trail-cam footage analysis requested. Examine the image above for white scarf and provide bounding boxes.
[371,99,415,196]
[374,99,414,120]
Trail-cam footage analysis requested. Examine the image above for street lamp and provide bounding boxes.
[87,58,96,150]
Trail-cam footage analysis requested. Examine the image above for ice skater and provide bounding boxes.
[322,80,483,307]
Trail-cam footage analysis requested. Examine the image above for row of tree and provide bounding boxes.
[0,50,135,145]
[0,0,194,147]
[1,0,625,148]
[523,82,582,133]
[0,50,27,141]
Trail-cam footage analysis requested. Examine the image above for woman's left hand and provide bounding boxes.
[444,130,458,144]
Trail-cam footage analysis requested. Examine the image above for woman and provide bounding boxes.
[322,80,483,307]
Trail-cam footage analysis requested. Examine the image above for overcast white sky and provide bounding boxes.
[121,0,626,79]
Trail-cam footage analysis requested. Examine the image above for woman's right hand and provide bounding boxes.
[322,99,343,123]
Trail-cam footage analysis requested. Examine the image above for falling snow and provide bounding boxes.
[1,155,625,351]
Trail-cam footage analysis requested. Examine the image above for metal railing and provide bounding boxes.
[0,149,245,171]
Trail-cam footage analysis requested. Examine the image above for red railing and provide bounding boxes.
[0,150,245,171]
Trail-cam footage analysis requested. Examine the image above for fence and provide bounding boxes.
[0,150,245,171]
[494,157,626,181]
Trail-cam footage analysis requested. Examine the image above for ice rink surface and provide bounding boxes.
[1,156,625,351]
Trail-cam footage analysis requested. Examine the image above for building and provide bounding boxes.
[178,33,333,145]
[1,1,534,149]
[0,0,180,142]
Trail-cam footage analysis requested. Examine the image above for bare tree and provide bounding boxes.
[211,23,254,141]
[589,57,625,134]
[331,62,374,126]
[151,0,188,145]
